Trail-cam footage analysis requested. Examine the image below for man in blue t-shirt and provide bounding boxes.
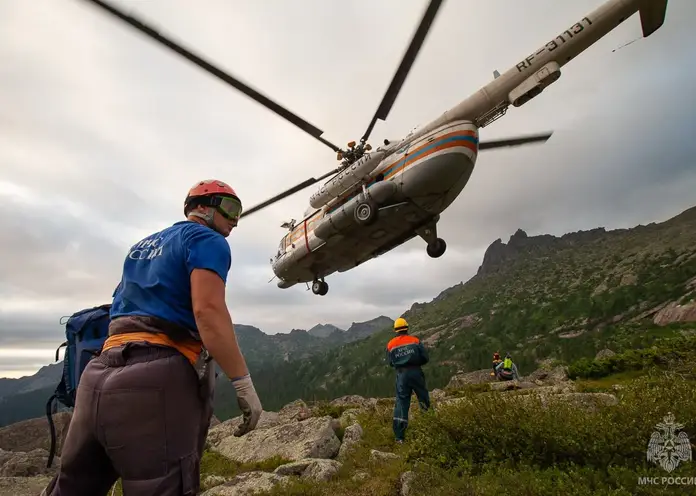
[44,179,262,496]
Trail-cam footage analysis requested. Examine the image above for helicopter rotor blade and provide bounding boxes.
[360,0,444,144]
[240,167,341,218]
[479,132,554,150]
[77,0,343,153]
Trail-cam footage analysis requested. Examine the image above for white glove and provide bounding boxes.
[231,374,262,436]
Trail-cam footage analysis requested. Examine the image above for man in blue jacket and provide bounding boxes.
[42,179,262,496]
[386,317,430,443]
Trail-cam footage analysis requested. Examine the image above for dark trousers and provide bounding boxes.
[392,367,430,441]
[43,342,215,496]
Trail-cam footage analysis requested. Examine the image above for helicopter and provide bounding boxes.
[80,0,667,296]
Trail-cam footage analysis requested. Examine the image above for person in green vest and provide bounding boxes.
[495,352,520,381]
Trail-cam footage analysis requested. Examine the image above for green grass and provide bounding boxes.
[309,402,352,419]
[259,346,696,495]
[108,334,696,496]
[108,451,293,495]
[567,335,696,380]
[105,367,695,496]
[575,369,647,392]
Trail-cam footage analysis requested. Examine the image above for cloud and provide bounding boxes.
[1,0,695,377]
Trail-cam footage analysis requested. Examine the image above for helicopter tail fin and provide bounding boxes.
[639,0,668,38]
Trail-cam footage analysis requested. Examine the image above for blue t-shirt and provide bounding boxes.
[110,220,231,333]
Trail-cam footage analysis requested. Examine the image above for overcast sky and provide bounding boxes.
[1,0,695,379]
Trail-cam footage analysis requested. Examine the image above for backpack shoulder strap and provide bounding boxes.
[45,394,58,468]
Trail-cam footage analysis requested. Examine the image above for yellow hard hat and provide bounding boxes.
[393,317,409,332]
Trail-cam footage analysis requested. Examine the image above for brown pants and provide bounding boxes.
[44,342,215,496]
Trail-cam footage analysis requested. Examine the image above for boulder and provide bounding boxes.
[369,449,400,462]
[400,470,417,496]
[446,369,496,389]
[200,471,289,495]
[595,349,616,360]
[430,389,447,400]
[338,408,361,427]
[273,458,342,482]
[329,395,377,410]
[213,416,340,464]
[277,399,312,422]
[207,411,281,447]
[526,366,569,385]
[489,380,538,392]
[336,423,363,460]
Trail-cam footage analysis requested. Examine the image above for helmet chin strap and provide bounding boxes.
[189,207,219,232]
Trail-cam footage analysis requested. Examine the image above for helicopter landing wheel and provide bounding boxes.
[354,200,377,226]
[311,280,329,296]
[426,237,447,258]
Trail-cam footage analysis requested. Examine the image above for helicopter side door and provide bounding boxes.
[275,234,288,259]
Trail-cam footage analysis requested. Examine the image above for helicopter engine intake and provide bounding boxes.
[508,61,561,107]
[309,150,387,209]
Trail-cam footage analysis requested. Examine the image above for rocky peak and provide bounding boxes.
[345,316,393,339]
[509,228,528,243]
[308,324,344,339]
[476,226,608,276]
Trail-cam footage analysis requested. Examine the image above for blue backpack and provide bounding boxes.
[45,303,112,468]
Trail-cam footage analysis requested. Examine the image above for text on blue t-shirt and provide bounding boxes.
[110,220,231,334]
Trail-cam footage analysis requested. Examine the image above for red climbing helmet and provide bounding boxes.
[184,179,243,220]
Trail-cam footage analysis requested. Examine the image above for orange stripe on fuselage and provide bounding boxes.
[285,130,477,245]
[327,130,478,213]
[287,215,318,244]
[383,130,477,181]
[387,334,420,351]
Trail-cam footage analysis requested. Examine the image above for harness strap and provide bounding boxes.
[96,342,183,367]
[45,394,58,468]
[108,315,201,342]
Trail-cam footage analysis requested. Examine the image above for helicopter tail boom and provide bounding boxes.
[413,0,667,137]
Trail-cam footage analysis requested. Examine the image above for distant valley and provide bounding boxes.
[0,316,393,427]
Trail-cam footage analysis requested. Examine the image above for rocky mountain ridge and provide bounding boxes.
[0,316,395,427]
[2,204,695,428]
[219,203,696,413]
[0,363,63,399]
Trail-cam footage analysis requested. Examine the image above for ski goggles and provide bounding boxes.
[211,195,243,221]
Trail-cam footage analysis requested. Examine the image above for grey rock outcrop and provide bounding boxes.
[200,471,289,495]
[336,423,363,460]
[213,416,340,464]
[446,369,497,389]
[274,458,342,482]
[207,411,282,447]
